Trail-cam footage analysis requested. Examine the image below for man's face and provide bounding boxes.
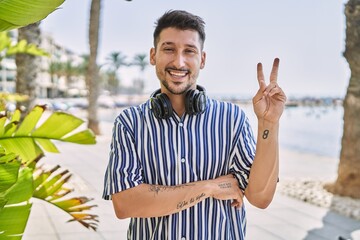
[150,27,206,95]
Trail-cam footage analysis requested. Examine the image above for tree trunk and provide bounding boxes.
[15,22,41,118]
[325,0,360,198]
[86,0,101,135]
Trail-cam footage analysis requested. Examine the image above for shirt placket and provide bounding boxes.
[177,117,188,240]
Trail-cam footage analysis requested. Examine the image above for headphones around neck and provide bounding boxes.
[150,85,207,119]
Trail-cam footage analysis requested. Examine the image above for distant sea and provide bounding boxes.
[102,104,344,159]
[241,104,343,158]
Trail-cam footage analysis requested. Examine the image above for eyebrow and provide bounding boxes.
[160,42,199,50]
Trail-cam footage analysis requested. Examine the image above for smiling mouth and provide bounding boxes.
[166,68,189,77]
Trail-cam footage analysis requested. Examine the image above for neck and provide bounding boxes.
[169,94,186,117]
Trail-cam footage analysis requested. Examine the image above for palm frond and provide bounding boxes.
[0,105,96,165]
[33,164,98,230]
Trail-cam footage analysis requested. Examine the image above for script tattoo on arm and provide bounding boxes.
[176,193,206,210]
[262,129,269,139]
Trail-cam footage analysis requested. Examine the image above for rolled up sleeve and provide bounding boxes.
[102,119,143,200]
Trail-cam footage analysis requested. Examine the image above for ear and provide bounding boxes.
[200,51,206,69]
[150,48,156,65]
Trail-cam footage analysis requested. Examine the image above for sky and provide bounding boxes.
[41,0,349,98]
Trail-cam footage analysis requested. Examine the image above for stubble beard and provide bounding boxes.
[161,79,193,95]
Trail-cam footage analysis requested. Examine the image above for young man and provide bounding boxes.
[103,10,286,240]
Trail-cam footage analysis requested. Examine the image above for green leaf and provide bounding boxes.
[0,202,32,238]
[11,109,21,122]
[0,106,96,164]
[0,197,7,210]
[15,105,45,136]
[0,156,20,192]
[32,112,84,139]
[0,0,65,32]
[33,165,59,190]
[3,121,19,137]
[35,138,59,153]
[2,167,33,205]
[0,32,11,52]
[34,169,70,199]
[0,138,42,165]
[6,40,49,57]
[62,130,96,144]
[0,116,6,136]
[33,165,98,230]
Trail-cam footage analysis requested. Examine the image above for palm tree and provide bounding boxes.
[86,0,102,135]
[86,0,132,134]
[131,53,148,94]
[105,51,128,94]
[132,53,148,72]
[15,22,41,117]
[325,0,360,199]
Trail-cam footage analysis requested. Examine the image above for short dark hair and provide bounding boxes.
[153,10,206,49]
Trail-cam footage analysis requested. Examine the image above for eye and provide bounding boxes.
[185,48,197,54]
[163,48,174,53]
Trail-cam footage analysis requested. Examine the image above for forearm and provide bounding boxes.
[245,120,279,208]
[112,181,211,219]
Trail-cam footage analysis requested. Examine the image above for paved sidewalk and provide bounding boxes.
[23,121,360,240]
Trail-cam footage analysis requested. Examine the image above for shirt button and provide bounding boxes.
[179,122,183,127]
[181,158,186,163]
[181,237,186,240]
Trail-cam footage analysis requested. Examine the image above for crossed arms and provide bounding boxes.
[111,58,286,219]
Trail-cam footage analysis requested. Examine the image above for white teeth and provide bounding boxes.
[169,71,187,77]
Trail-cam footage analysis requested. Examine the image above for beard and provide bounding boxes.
[160,79,193,95]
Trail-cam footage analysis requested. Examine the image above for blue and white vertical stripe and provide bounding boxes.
[103,98,256,240]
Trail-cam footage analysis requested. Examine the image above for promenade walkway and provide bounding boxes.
[22,121,360,240]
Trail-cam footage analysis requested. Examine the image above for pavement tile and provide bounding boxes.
[246,226,284,240]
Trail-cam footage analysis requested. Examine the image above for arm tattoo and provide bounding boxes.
[177,193,206,210]
[262,129,269,139]
[149,184,195,196]
[218,182,231,189]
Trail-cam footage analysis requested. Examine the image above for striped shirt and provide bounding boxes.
[103,97,256,240]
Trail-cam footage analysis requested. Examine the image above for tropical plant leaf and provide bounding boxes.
[0,202,32,239]
[15,105,44,136]
[35,138,59,153]
[62,130,98,144]
[0,116,6,136]
[0,105,96,164]
[0,0,65,31]
[0,138,43,166]
[0,197,7,210]
[0,151,20,193]
[0,32,11,52]
[6,39,49,57]
[31,112,84,138]
[33,165,98,230]
[3,121,19,137]
[1,167,33,205]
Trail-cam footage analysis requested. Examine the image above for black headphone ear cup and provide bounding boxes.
[185,87,207,115]
[194,91,206,113]
[150,97,162,119]
[185,89,196,115]
[151,93,173,119]
[157,94,173,118]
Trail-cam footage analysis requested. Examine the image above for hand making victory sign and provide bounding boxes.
[252,58,287,123]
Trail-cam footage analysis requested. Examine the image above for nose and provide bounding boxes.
[173,52,186,69]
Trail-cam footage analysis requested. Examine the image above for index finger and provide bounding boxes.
[270,58,280,83]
